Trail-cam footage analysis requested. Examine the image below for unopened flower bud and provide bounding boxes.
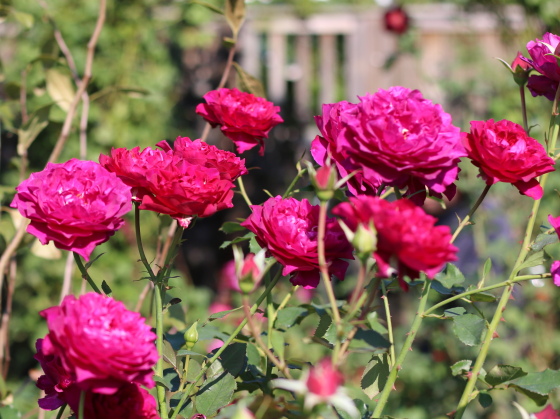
[183,321,199,350]
[306,161,338,202]
[338,220,376,263]
[511,52,531,86]
[233,247,266,294]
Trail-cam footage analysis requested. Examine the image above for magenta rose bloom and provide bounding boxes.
[39,293,158,395]
[101,137,247,228]
[464,119,555,199]
[313,87,466,204]
[11,159,132,261]
[66,383,159,419]
[99,146,171,201]
[196,88,283,155]
[240,196,353,289]
[523,33,560,100]
[333,196,457,290]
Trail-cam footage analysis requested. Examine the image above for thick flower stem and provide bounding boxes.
[55,404,67,419]
[72,253,102,294]
[154,283,168,418]
[170,271,281,419]
[372,280,431,417]
[451,184,492,244]
[381,282,396,367]
[317,201,343,363]
[520,84,529,133]
[134,204,157,281]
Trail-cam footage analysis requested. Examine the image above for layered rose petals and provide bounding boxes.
[464,119,555,199]
[196,88,283,155]
[333,196,457,290]
[100,137,247,227]
[39,293,158,395]
[11,159,132,260]
[312,87,466,203]
[240,196,353,289]
[523,32,560,100]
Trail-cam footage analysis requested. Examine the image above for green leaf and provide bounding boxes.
[531,232,558,251]
[275,307,308,329]
[451,360,472,376]
[45,67,76,112]
[196,371,236,416]
[219,343,247,377]
[444,307,466,318]
[17,105,51,155]
[154,374,172,391]
[486,364,527,386]
[509,385,548,406]
[233,62,266,98]
[314,313,332,339]
[366,312,388,335]
[189,0,224,15]
[246,343,261,368]
[270,330,285,361]
[163,339,177,370]
[361,354,390,399]
[220,234,251,249]
[517,250,547,272]
[351,329,391,350]
[11,9,34,29]
[208,307,241,320]
[0,406,21,419]
[435,263,465,289]
[469,292,497,303]
[452,314,486,346]
[224,0,245,37]
[478,391,493,408]
[220,221,246,234]
[509,369,560,395]
[176,349,205,357]
[101,280,112,296]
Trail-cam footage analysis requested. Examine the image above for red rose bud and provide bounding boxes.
[338,220,377,264]
[307,162,338,201]
[234,247,265,294]
[511,52,531,86]
[384,6,409,35]
[306,359,343,397]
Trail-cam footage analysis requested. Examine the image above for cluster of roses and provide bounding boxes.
[9,31,560,414]
[35,293,159,418]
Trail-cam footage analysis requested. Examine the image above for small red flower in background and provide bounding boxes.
[306,359,343,398]
[11,159,132,261]
[38,293,158,395]
[384,6,410,35]
[240,196,353,289]
[333,196,457,290]
[463,119,555,199]
[100,137,247,227]
[196,88,283,155]
[534,404,560,419]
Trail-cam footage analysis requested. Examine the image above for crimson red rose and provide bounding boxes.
[240,196,353,289]
[384,6,409,35]
[464,119,555,199]
[333,196,457,290]
[101,137,247,227]
[66,383,159,419]
[196,88,283,155]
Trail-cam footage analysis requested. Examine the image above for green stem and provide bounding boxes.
[237,176,253,207]
[381,281,396,367]
[423,274,547,317]
[55,404,67,419]
[154,283,168,418]
[78,390,85,419]
[372,280,431,417]
[73,253,102,294]
[134,203,157,280]
[520,84,528,133]
[451,184,492,244]
[282,168,308,198]
[317,200,343,363]
[170,270,282,419]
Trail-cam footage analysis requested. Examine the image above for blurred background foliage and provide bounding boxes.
[1,0,560,418]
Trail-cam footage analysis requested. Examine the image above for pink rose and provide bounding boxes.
[535,405,560,419]
[11,159,132,261]
[240,196,353,289]
[66,383,160,419]
[464,119,555,199]
[313,87,466,204]
[523,33,560,100]
[306,359,343,398]
[333,196,458,290]
[196,88,283,155]
[101,137,247,228]
[219,260,241,292]
[39,293,158,395]
[35,339,75,410]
